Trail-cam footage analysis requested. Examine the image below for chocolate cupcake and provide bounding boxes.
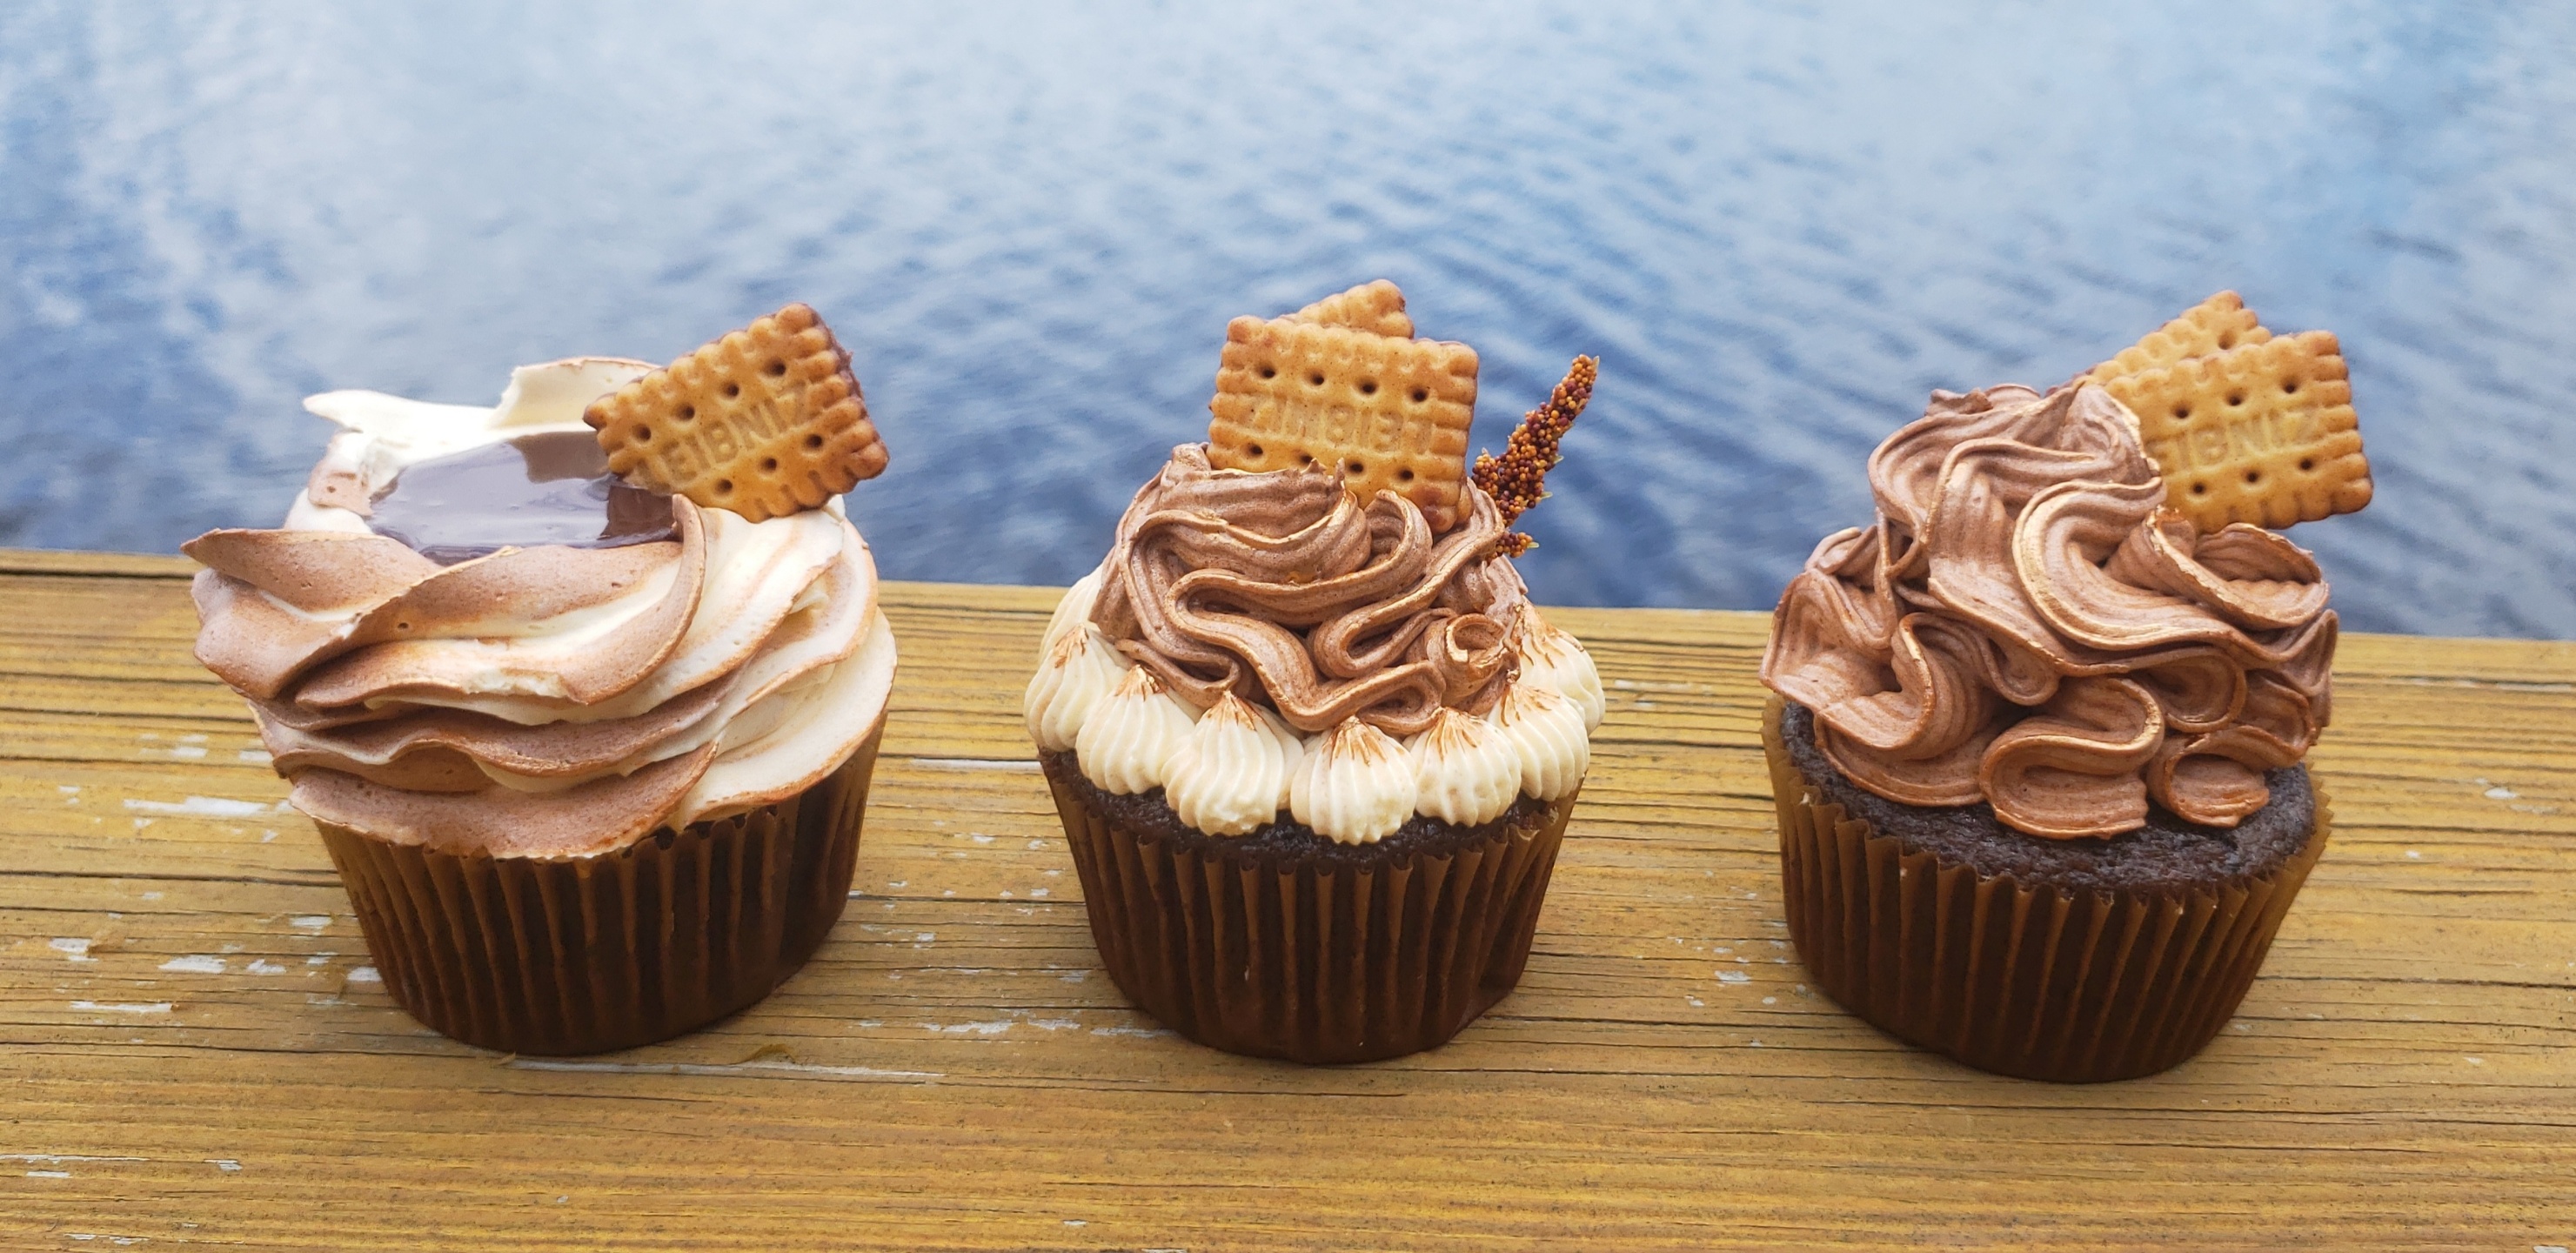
[1025,281,1603,1063]
[184,306,897,1055]
[1759,293,2370,1082]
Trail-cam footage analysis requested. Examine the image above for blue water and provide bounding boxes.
[5,3,2573,636]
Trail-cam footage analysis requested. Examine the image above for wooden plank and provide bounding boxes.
[0,549,2569,1250]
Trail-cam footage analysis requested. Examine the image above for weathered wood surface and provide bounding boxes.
[1,547,2569,1251]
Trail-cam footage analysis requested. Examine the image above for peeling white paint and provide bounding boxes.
[27,1170,70,1178]
[237,749,272,764]
[290,916,331,931]
[49,938,94,962]
[923,1021,1013,1035]
[245,960,285,975]
[1090,1025,1174,1039]
[910,757,1041,773]
[164,746,208,760]
[123,796,275,818]
[206,1159,241,1172]
[2485,785,2519,800]
[346,966,381,983]
[159,955,225,975]
[70,1001,171,1014]
[1716,970,1752,985]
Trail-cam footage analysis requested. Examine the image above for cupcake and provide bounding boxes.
[1760,292,2372,1082]
[1025,281,1604,1063]
[184,304,896,1055]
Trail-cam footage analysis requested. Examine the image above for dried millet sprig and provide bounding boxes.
[1471,354,1597,555]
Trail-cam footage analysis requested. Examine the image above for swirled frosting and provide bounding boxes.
[1761,383,2336,840]
[186,358,898,857]
[1027,444,1600,843]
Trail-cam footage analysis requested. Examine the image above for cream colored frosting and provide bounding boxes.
[1028,450,1599,842]
[1515,606,1606,730]
[1162,693,1304,836]
[1025,620,1130,753]
[1405,708,1523,825]
[1491,681,1590,801]
[186,358,897,856]
[1288,719,1416,845]
[1074,665,1199,795]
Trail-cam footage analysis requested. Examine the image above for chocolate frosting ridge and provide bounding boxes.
[1762,384,2336,839]
[1091,445,1525,736]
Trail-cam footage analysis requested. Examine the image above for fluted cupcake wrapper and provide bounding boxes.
[317,720,884,1055]
[1047,768,1575,1064]
[1763,698,2328,1082]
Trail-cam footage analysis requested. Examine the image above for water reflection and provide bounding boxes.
[3,2,2571,635]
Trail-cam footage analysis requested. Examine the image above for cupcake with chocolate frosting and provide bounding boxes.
[185,305,895,1055]
[1027,281,1602,1062]
[1760,292,2370,1082]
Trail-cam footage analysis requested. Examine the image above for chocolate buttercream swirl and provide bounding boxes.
[1091,445,1525,737]
[1761,384,2337,839]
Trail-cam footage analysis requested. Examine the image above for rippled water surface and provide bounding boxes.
[6,3,2573,635]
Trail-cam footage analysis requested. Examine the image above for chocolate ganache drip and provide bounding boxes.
[367,431,674,565]
[1089,445,1526,736]
[1762,384,2337,840]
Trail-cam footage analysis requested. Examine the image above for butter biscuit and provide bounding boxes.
[1290,278,1414,338]
[585,304,887,521]
[2098,331,2372,531]
[1208,314,1478,533]
[2080,291,2272,387]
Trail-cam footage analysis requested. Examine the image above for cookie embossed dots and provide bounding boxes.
[2095,325,2372,532]
[1207,295,1480,533]
[585,303,889,521]
[2078,290,2272,387]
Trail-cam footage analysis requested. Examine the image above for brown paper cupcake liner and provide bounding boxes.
[318,720,884,1055]
[1763,698,2328,1082]
[1047,767,1575,1064]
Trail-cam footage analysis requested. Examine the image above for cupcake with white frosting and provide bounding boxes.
[184,305,895,1055]
[1025,281,1600,1062]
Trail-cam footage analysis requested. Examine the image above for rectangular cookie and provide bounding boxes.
[1208,315,1479,533]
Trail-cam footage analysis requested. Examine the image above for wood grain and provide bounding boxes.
[0,549,2569,1251]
